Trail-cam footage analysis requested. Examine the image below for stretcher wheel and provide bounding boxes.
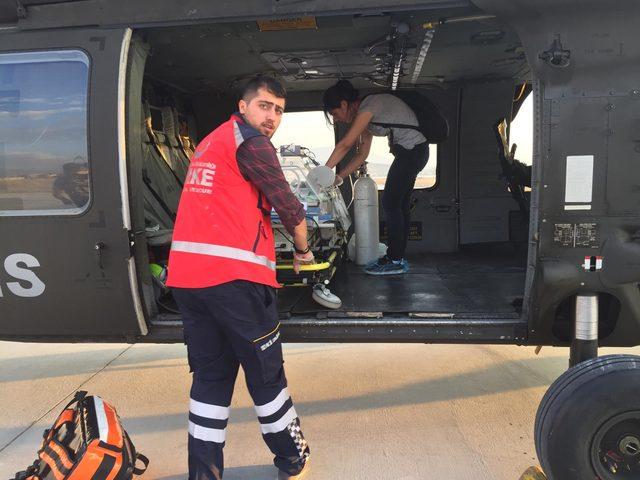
[311,284,342,309]
[534,355,640,479]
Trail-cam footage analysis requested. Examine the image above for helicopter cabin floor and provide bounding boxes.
[153,242,527,323]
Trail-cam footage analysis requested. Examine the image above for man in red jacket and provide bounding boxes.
[167,76,313,480]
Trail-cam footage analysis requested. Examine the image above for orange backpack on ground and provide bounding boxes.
[12,391,148,480]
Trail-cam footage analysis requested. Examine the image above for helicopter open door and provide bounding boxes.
[0,28,146,340]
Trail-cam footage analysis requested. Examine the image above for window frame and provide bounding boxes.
[0,48,92,217]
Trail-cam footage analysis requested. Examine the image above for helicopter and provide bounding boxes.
[1,1,640,477]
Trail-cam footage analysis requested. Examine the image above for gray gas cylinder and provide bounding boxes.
[353,174,380,265]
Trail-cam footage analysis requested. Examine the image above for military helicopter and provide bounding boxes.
[1,1,639,477]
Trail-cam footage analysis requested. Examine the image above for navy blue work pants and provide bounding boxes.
[173,280,310,480]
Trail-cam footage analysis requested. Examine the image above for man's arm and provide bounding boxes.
[237,136,314,272]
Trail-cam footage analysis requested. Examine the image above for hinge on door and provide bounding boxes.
[15,0,27,19]
[127,230,137,258]
[539,36,571,68]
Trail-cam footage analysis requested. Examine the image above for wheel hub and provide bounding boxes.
[592,412,640,479]
[619,435,640,457]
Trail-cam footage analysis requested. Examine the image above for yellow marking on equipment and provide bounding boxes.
[252,323,281,344]
[518,466,547,480]
[276,251,338,271]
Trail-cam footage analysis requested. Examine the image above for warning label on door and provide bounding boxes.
[380,222,423,241]
[553,223,599,248]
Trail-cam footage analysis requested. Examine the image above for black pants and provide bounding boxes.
[173,281,310,480]
[382,142,429,260]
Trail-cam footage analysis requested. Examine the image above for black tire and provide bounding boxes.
[535,354,640,480]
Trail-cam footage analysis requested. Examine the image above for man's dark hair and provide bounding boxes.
[241,75,287,102]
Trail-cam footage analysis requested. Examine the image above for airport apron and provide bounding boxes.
[167,114,310,479]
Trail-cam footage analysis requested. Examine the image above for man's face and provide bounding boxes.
[239,87,285,137]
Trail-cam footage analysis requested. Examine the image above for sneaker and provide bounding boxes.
[401,258,410,272]
[363,256,407,275]
[365,257,380,268]
[277,459,310,479]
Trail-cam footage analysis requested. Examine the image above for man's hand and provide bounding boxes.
[333,174,344,187]
[293,250,315,274]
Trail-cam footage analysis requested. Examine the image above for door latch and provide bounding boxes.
[94,242,105,269]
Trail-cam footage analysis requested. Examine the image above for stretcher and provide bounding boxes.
[272,146,351,309]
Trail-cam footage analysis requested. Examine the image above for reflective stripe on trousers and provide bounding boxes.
[173,281,309,480]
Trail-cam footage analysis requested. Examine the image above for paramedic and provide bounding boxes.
[322,79,428,275]
[167,75,313,480]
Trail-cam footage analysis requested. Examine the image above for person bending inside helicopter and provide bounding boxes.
[323,79,428,275]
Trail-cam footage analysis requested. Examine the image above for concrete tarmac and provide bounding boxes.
[1,341,639,480]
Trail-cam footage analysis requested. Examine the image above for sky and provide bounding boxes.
[510,94,533,166]
[0,60,89,176]
[271,93,534,179]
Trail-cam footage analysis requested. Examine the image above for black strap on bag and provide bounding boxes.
[132,454,150,475]
[67,390,87,408]
[364,91,449,144]
[370,121,423,147]
[123,429,150,477]
[11,459,40,480]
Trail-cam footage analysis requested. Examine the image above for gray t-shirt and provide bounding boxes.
[358,94,427,149]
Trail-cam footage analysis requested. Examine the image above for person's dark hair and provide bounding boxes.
[241,75,287,102]
[322,79,359,123]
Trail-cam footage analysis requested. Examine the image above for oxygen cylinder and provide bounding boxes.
[353,174,380,265]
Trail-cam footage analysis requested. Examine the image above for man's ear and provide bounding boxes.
[239,99,247,114]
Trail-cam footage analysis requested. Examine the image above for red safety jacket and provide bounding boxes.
[166,114,279,289]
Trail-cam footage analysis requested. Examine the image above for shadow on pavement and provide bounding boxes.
[0,346,186,383]
[0,344,348,383]
[108,354,564,437]
[153,464,274,480]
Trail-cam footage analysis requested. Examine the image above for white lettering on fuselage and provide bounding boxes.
[0,253,46,298]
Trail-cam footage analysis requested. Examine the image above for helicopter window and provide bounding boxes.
[270,110,438,190]
[509,94,533,167]
[369,136,438,190]
[0,50,90,216]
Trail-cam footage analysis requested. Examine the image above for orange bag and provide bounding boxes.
[12,391,148,480]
